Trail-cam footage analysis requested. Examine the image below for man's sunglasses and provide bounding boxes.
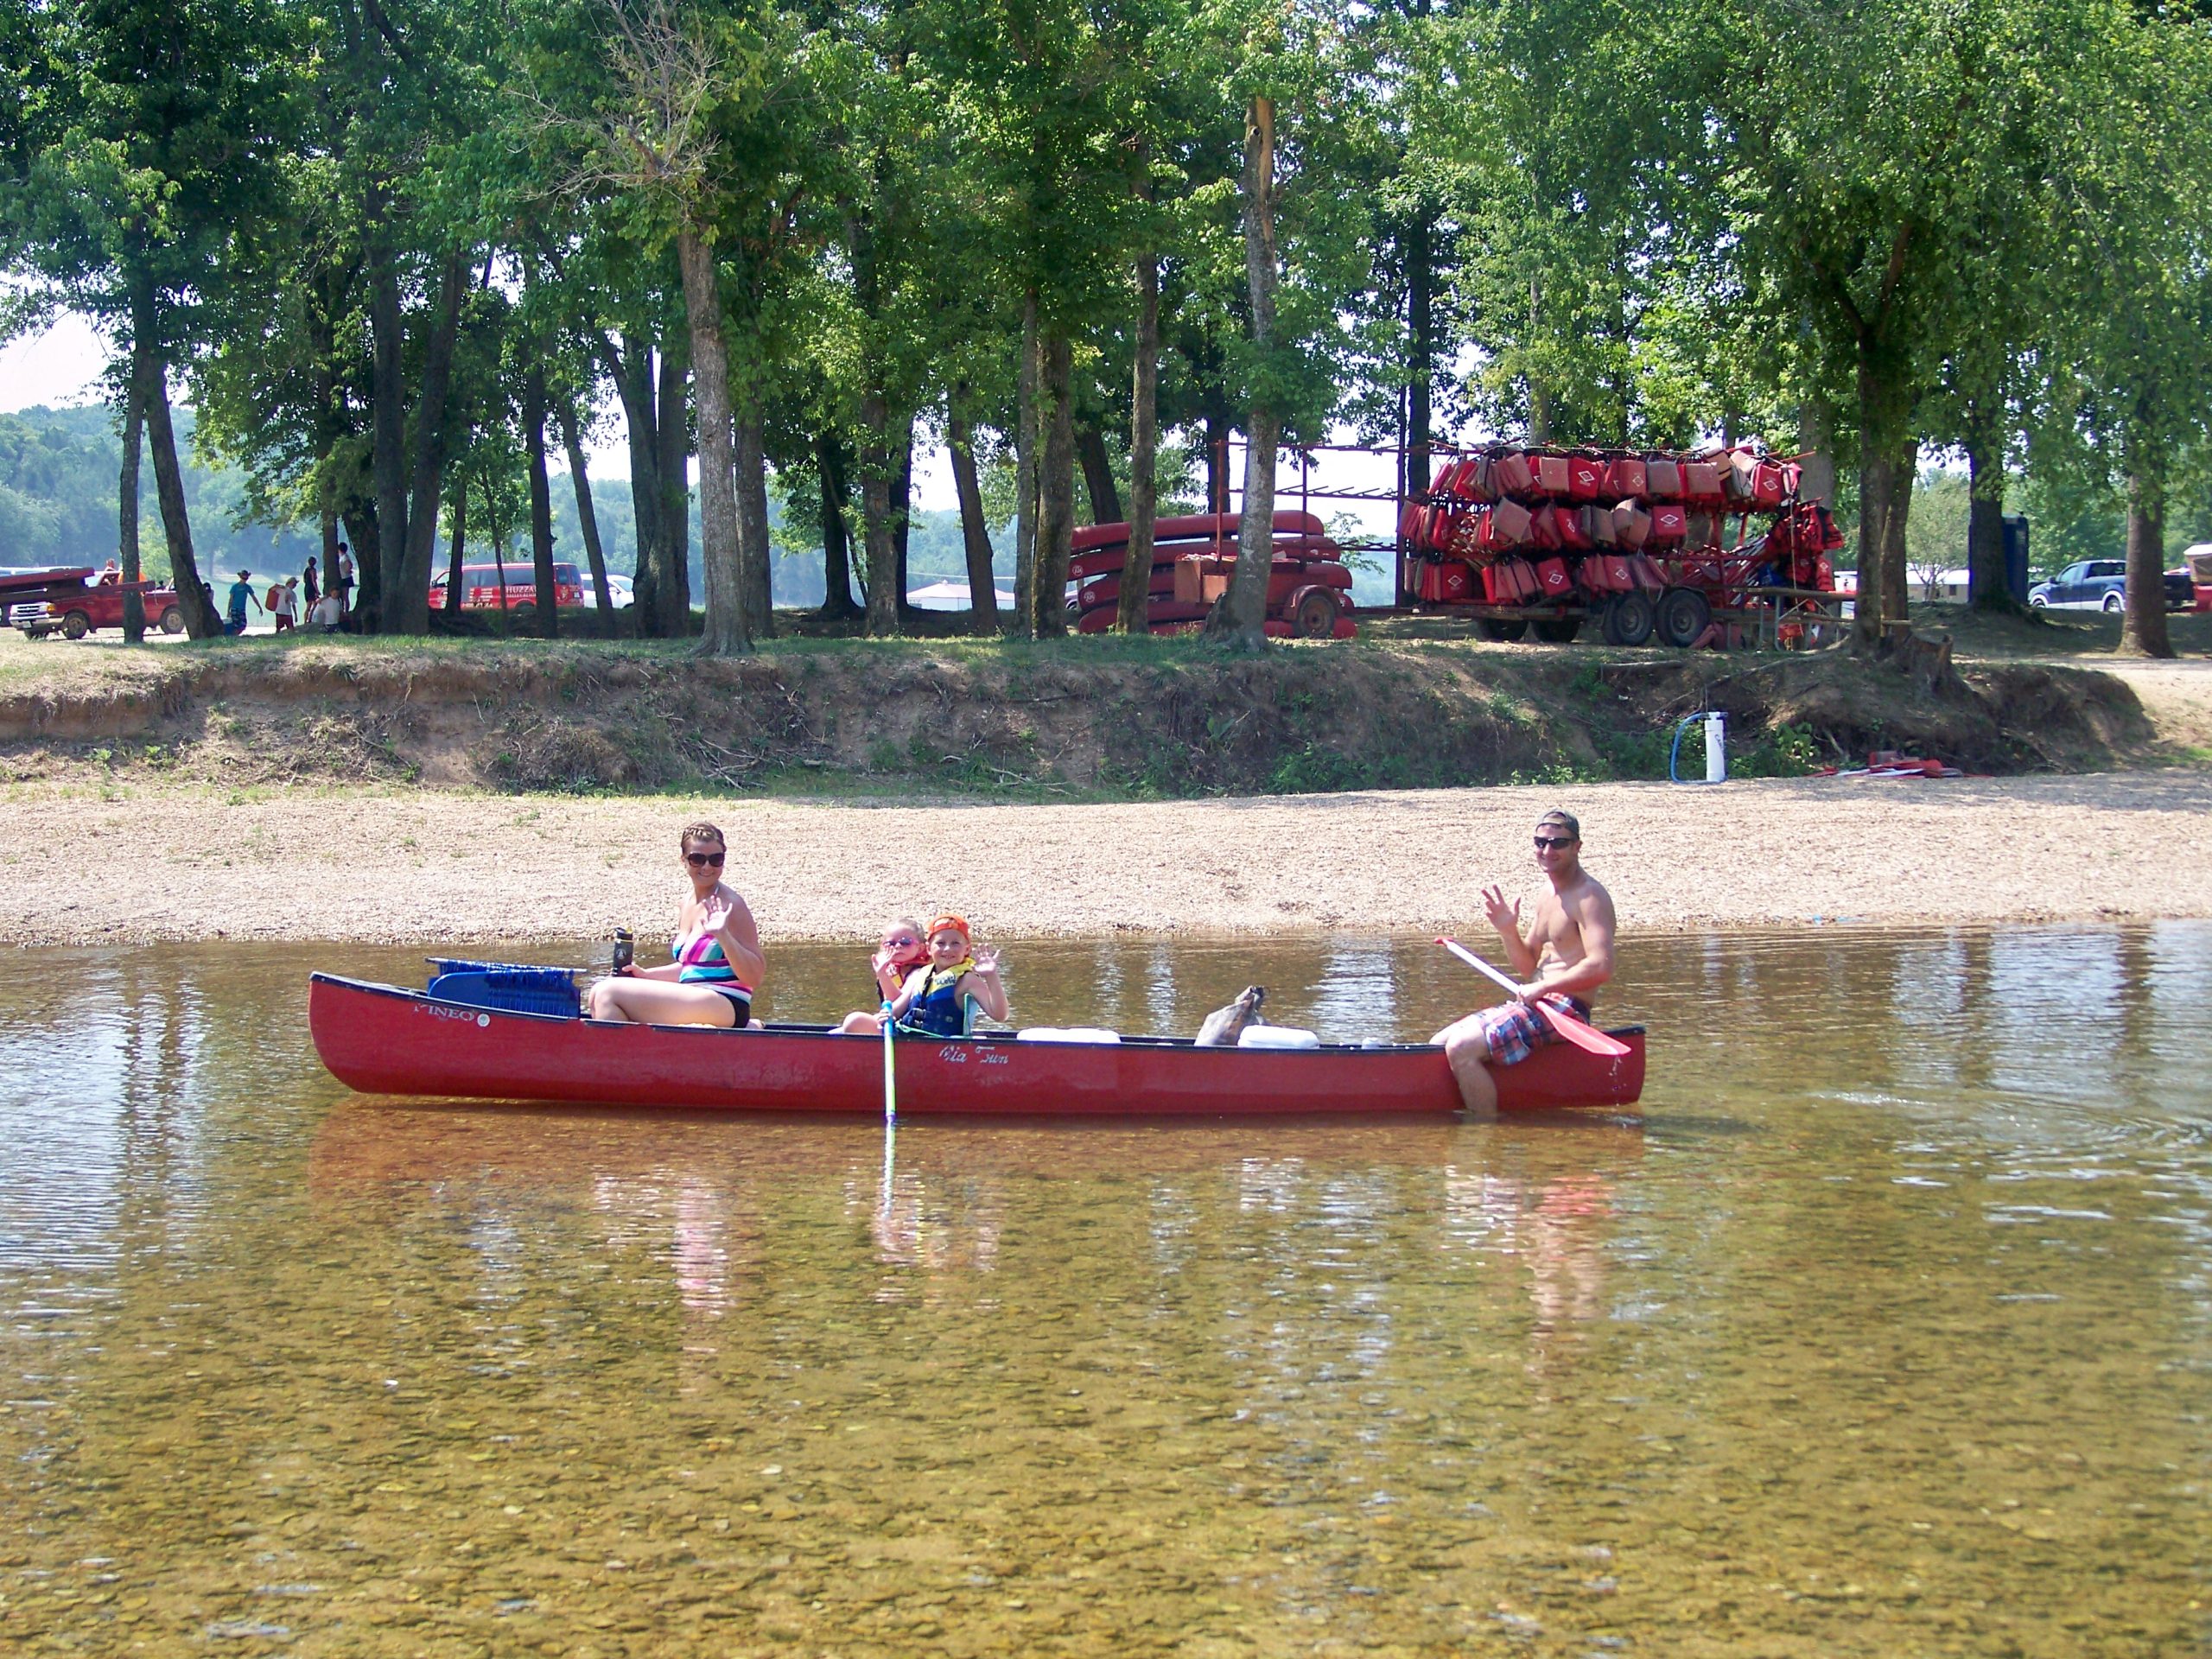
[1533,835,1576,850]
[685,850,727,868]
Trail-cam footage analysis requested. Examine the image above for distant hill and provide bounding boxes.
[0,404,1011,607]
[0,404,318,577]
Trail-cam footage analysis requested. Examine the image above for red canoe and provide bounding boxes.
[308,974,1645,1116]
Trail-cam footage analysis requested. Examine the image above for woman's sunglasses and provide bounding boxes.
[881,936,919,950]
[685,850,727,868]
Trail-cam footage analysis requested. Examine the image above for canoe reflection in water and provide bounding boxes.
[310,1103,1644,1347]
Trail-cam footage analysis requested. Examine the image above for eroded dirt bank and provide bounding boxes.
[0,631,2173,797]
[5,769,2205,948]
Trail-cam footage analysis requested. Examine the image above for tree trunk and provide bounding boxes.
[1878,438,1915,632]
[859,390,899,635]
[654,335,693,635]
[343,510,378,626]
[119,340,146,643]
[816,430,861,620]
[1851,336,1915,647]
[676,229,750,656]
[2121,461,2175,658]
[947,400,1000,634]
[1210,94,1279,647]
[1076,425,1122,525]
[892,415,915,623]
[390,255,466,635]
[1117,249,1160,637]
[143,374,216,639]
[445,474,467,613]
[1033,330,1076,638]
[128,277,217,641]
[1013,291,1039,639]
[1964,404,2015,613]
[368,231,407,634]
[524,359,558,638]
[607,332,664,631]
[734,399,775,639]
[556,402,614,617]
[1796,394,1836,505]
[1205,410,1227,513]
[1406,209,1433,498]
[1525,276,1554,444]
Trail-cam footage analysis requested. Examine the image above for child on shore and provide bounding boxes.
[838,914,1007,1037]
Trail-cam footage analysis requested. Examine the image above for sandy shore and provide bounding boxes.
[4,768,2208,947]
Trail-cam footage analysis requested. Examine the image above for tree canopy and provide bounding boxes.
[3,0,2209,654]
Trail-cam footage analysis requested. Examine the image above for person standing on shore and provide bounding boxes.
[332,545,353,614]
[1433,810,1616,1116]
[225,571,263,636]
[302,555,320,613]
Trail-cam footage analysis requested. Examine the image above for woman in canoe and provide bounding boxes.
[585,822,766,1028]
[839,913,1007,1036]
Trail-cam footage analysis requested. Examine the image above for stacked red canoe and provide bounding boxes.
[1065,512,1357,639]
[1402,444,1845,645]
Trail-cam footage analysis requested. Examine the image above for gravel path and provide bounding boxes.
[6,769,2208,947]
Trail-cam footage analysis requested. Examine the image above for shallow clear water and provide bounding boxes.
[3,925,2209,1656]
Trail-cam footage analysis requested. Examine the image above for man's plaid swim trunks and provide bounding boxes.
[1472,994,1591,1066]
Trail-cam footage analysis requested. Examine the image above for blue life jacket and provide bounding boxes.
[899,962,973,1037]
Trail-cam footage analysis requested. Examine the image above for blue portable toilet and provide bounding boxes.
[1971,516,2031,606]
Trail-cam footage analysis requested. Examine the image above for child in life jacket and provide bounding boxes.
[837,913,1007,1036]
[870,917,930,1005]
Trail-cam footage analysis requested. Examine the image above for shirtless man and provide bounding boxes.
[1433,809,1617,1116]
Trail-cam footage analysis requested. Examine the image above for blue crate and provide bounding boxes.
[424,959,581,1019]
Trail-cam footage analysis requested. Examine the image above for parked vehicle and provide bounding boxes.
[579,572,633,609]
[2028,560,2193,613]
[430,562,585,614]
[2,568,184,639]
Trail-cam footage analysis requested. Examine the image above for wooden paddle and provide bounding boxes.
[1434,938,1631,1058]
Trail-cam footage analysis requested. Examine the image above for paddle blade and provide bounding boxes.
[1535,1001,1632,1058]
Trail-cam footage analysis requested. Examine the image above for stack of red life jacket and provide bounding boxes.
[1402,442,1818,608]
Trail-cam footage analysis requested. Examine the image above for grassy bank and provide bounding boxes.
[0,618,2180,800]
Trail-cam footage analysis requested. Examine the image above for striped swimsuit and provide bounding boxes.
[674,928,753,1018]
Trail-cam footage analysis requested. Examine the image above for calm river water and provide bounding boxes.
[3,925,2209,1657]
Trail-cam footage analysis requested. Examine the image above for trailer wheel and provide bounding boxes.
[61,610,91,640]
[158,607,184,634]
[1533,616,1581,644]
[1478,617,1528,643]
[1290,588,1340,639]
[1603,591,1655,646]
[1656,587,1712,649]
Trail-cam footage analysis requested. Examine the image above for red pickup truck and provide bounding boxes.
[2,569,185,638]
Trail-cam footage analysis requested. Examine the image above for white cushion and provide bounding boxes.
[1236,1027,1320,1049]
[1014,1027,1122,1044]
